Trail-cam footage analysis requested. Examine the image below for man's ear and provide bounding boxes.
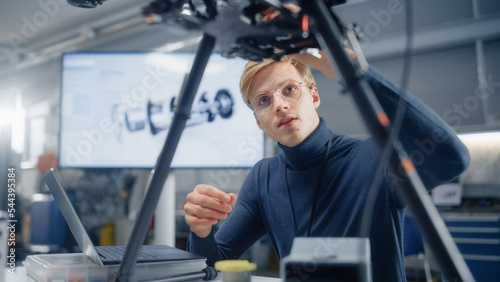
[311,87,321,109]
[254,113,263,130]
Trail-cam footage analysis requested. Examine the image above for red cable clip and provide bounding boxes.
[302,15,309,34]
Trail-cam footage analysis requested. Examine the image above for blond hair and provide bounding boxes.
[239,56,316,106]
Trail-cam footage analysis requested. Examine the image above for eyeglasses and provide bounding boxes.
[250,80,305,114]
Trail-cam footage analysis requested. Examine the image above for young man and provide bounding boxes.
[182,53,470,281]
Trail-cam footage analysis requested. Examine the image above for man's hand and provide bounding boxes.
[257,3,339,81]
[288,49,356,82]
[288,51,339,82]
[182,184,236,238]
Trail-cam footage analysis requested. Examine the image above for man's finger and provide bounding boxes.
[184,202,230,220]
[195,185,234,204]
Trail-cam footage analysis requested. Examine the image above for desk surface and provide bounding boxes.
[4,267,281,282]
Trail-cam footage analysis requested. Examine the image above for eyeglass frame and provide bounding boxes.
[248,80,310,115]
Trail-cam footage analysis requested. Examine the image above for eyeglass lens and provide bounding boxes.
[251,80,302,114]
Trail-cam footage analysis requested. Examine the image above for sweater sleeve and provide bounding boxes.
[186,164,267,266]
[364,66,470,189]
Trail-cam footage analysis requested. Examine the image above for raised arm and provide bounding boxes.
[290,51,470,189]
[365,65,470,188]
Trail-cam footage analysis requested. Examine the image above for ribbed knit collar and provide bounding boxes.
[278,117,333,169]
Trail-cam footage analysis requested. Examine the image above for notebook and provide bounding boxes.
[43,169,206,267]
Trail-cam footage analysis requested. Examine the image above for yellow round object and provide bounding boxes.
[214,260,257,272]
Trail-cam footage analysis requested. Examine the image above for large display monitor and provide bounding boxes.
[59,52,264,169]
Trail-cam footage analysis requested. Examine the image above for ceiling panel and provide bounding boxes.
[1,0,499,80]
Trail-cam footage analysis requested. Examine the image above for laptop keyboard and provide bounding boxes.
[98,246,157,261]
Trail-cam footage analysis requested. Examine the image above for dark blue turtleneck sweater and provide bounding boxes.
[187,66,470,282]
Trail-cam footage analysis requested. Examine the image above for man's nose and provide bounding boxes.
[273,92,289,112]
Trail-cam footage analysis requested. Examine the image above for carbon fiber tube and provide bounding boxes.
[301,1,474,281]
[116,34,216,282]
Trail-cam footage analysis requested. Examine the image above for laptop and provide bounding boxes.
[42,169,206,267]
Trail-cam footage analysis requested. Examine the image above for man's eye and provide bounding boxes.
[283,86,296,95]
[259,96,270,105]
